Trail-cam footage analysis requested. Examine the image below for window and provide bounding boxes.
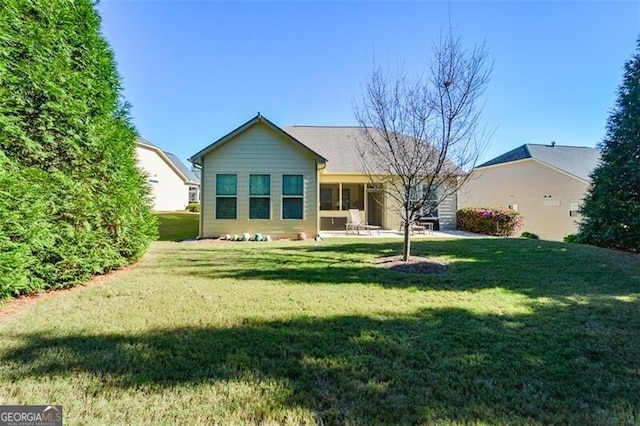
[282,174,303,219]
[249,174,271,219]
[189,186,199,203]
[215,174,237,219]
[424,187,439,218]
[410,184,439,218]
[508,204,519,211]
[569,203,580,217]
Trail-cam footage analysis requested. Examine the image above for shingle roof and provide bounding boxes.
[284,125,463,175]
[190,115,461,175]
[478,143,601,182]
[283,126,369,173]
[137,138,199,184]
[164,151,199,183]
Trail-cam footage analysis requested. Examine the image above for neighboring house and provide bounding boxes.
[189,113,458,239]
[458,143,601,241]
[135,138,200,212]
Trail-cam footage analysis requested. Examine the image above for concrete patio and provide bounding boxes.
[319,229,487,239]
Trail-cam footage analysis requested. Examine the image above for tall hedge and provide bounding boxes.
[0,0,156,298]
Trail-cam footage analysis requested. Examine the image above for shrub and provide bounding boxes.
[457,207,523,237]
[186,202,200,212]
[520,232,539,239]
[564,234,579,243]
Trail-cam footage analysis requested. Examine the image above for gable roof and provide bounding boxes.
[189,114,327,166]
[136,138,199,185]
[478,143,601,182]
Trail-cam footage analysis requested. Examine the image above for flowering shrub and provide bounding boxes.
[457,207,523,236]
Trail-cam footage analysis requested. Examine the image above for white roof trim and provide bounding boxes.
[136,141,199,186]
[475,157,590,184]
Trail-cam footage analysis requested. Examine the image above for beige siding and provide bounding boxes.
[383,186,458,231]
[320,175,370,184]
[201,123,319,239]
[437,181,458,231]
[135,146,190,211]
[458,159,589,241]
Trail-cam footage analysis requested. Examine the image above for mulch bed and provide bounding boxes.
[375,255,447,274]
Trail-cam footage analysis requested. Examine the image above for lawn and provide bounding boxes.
[1,238,639,424]
[155,211,199,241]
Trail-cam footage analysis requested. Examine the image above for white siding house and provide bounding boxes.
[135,139,200,212]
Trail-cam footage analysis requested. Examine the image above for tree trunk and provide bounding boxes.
[402,213,411,261]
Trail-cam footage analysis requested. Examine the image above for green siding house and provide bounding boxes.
[190,113,458,239]
[190,114,326,239]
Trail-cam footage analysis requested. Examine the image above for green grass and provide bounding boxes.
[1,238,640,424]
[155,211,199,241]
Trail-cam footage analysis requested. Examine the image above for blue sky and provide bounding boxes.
[98,1,640,167]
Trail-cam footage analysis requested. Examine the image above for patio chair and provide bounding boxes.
[399,221,433,235]
[346,209,381,235]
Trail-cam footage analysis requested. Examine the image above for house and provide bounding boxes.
[458,143,601,241]
[189,113,458,239]
[284,125,458,232]
[135,138,200,211]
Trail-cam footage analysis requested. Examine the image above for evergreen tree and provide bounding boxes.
[0,0,156,297]
[579,38,640,252]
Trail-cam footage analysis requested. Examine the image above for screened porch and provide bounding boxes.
[318,182,384,231]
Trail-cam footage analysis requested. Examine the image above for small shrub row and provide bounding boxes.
[520,231,539,239]
[186,202,200,212]
[457,207,523,237]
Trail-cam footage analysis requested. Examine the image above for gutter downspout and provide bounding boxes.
[193,162,204,239]
[316,161,327,237]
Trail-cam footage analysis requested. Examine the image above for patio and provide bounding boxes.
[319,229,486,239]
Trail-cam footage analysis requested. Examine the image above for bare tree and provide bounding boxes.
[354,30,492,261]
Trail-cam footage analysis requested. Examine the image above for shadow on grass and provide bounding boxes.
[3,303,640,424]
[163,238,640,299]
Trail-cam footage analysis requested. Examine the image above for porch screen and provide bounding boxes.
[282,174,303,219]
